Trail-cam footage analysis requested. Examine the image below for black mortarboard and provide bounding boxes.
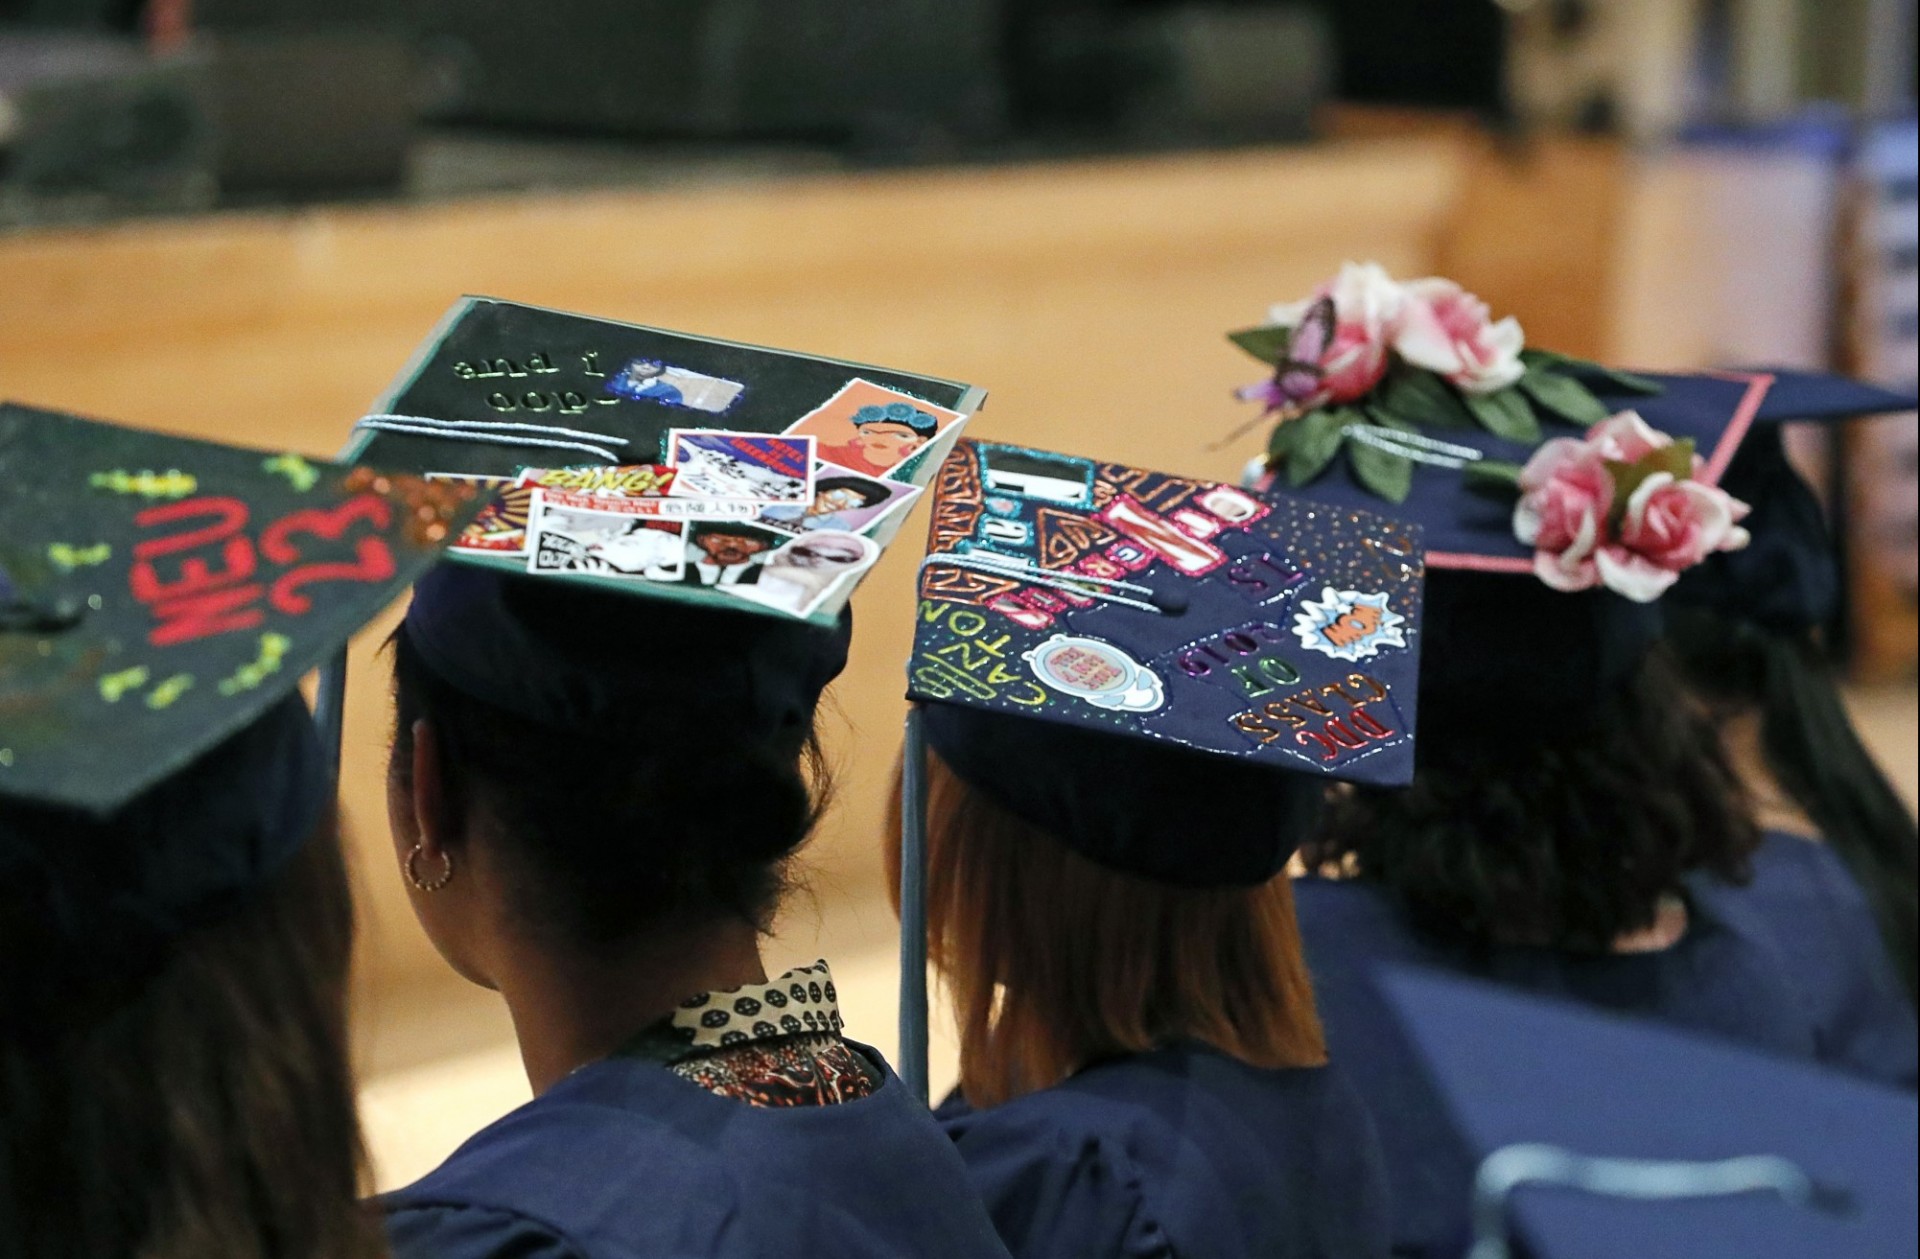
[0,403,474,960]
[364,299,980,730]
[347,297,984,628]
[1379,968,1917,1259]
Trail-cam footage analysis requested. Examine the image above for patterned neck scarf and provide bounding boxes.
[617,960,879,1107]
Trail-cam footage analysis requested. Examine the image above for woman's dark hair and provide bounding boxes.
[0,815,379,1259]
[1668,606,1919,1002]
[389,628,831,947]
[1301,647,1760,953]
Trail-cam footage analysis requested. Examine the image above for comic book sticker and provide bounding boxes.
[1025,634,1166,713]
[908,440,1425,786]
[756,461,923,536]
[430,473,534,555]
[522,464,678,498]
[527,491,687,580]
[605,359,746,414]
[784,379,967,483]
[666,430,814,503]
[720,530,880,619]
[1291,587,1407,661]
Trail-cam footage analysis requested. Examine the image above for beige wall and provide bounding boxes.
[0,137,1468,1064]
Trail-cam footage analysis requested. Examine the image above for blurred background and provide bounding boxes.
[3,0,1914,1190]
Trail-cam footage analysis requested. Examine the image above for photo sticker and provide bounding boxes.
[1291,587,1408,661]
[604,358,746,414]
[527,490,688,581]
[756,461,922,536]
[720,529,881,619]
[667,430,815,503]
[784,379,966,482]
[429,473,533,555]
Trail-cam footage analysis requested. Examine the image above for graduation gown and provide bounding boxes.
[382,1043,1013,1259]
[1293,874,1832,1259]
[936,1043,1392,1259]
[1689,830,1917,1089]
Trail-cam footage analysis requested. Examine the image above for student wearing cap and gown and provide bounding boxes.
[1255,366,1920,1256]
[376,563,1013,1259]
[1665,423,1917,1080]
[893,438,1405,1259]
[0,404,471,1259]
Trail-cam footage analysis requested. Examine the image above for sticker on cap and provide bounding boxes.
[1025,634,1166,713]
[1291,587,1408,661]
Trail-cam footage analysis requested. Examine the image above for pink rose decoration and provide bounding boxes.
[1514,438,1614,592]
[1584,411,1672,464]
[1395,277,1525,395]
[1594,473,1752,602]
[1265,261,1407,404]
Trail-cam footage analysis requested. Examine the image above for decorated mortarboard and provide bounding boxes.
[1378,968,1917,1259]
[0,404,476,976]
[1225,263,1914,710]
[1228,263,1915,596]
[344,297,984,628]
[0,403,478,815]
[907,437,1426,876]
[891,436,1426,1097]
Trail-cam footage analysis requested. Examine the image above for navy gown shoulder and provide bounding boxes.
[1292,874,1829,1258]
[937,1043,1391,1259]
[1689,830,1917,1088]
[381,1044,1012,1259]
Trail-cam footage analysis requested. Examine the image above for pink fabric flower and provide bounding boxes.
[1395,277,1525,395]
[1265,261,1408,404]
[1514,438,1614,592]
[1584,411,1672,463]
[1594,473,1752,602]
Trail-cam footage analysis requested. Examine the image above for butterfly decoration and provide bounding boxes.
[1214,296,1336,449]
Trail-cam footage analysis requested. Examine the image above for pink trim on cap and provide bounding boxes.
[1427,550,1533,574]
[1697,370,1773,486]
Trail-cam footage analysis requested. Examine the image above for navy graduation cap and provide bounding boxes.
[893,437,1425,1097]
[0,403,476,966]
[1379,968,1917,1259]
[343,297,986,628]
[1229,266,1914,711]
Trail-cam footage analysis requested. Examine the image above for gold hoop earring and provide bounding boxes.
[405,843,454,892]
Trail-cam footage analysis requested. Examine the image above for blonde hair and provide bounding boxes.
[888,748,1326,1109]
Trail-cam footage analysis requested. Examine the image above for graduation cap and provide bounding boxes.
[343,297,985,629]
[1378,968,1917,1259]
[1252,368,1915,714]
[892,437,1426,1096]
[0,403,477,967]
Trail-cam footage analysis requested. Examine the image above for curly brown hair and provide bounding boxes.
[1299,647,1760,953]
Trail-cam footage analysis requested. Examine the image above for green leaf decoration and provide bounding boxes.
[1463,459,1525,495]
[1605,438,1697,521]
[1464,387,1543,442]
[1375,367,1476,429]
[1348,434,1413,504]
[1267,414,1305,461]
[1517,369,1612,426]
[1285,408,1361,486]
[1228,325,1293,366]
[1520,348,1663,396]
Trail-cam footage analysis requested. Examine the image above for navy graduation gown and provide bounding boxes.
[1690,830,1917,1088]
[1293,875,1830,1259]
[382,1043,1012,1259]
[937,1043,1392,1259]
